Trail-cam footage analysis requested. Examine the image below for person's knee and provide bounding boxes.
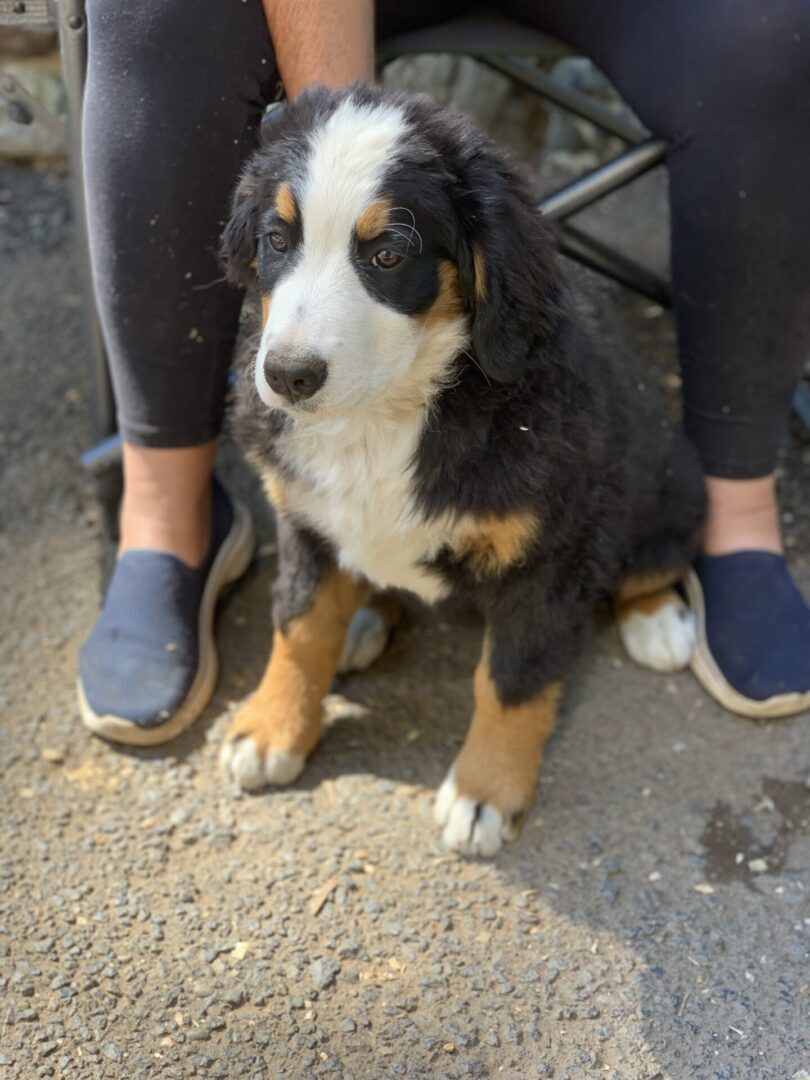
[86,0,172,55]
[696,1,810,109]
[86,0,228,68]
[634,1,810,139]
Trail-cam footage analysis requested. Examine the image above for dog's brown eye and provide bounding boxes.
[269,232,288,253]
[371,248,403,270]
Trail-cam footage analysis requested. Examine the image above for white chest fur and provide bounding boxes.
[266,407,455,603]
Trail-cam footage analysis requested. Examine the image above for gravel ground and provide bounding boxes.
[2,143,810,1080]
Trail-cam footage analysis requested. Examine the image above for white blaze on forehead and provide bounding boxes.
[300,97,408,254]
[254,94,457,423]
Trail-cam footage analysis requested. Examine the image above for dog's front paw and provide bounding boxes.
[433,767,525,857]
[219,701,311,791]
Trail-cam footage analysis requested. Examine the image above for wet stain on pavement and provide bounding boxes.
[701,774,810,889]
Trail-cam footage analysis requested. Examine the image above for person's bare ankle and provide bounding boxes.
[702,475,783,557]
[120,487,211,567]
[118,442,217,568]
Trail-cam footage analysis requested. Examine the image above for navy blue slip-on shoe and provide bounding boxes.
[77,479,255,746]
[684,552,810,719]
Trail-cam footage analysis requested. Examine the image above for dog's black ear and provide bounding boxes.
[220,170,260,288]
[259,100,288,147]
[457,161,562,383]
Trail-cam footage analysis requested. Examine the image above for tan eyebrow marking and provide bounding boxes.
[275,182,297,224]
[356,197,392,241]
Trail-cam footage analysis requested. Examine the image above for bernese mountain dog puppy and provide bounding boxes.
[219,84,706,857]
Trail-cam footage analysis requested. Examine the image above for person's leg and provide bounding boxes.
[119,443,217,567]
[501,0,809,487]
[87,0,461,569]
[500,0,810,711]
[79,0,280,740]
[83,0,278,566]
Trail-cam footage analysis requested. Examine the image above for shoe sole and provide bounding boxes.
[684,567,810,720]
[78,499,256,746]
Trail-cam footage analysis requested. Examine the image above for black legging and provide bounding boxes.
[83,0,810,478]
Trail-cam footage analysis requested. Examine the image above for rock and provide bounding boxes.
[381,53,548,159]
[309,958,340,991]
[0,56,67,161]
[101,1042,123,1063]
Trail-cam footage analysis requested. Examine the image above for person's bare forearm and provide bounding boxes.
[261,0,374,99]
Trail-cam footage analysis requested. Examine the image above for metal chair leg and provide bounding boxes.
[537,139,668,221]
[558,224,671,307]
[478,54,647,145]
[56,0,116,444]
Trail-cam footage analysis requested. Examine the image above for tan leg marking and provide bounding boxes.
[275,182,297,225]
[616,568,680,607]
[455,509,539,577]
[455,653,562,820]
[355,197,391,241]
[225,570,371,761]
[435,637,563,855]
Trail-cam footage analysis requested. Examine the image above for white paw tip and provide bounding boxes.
[442,797,505,858]
[338,607,388,674]
[619,601,696,673]
[220,738,304,790]
[433,769,458,827]
[263,749,305,786]
[220,736,266,791]
[434,770,510,858]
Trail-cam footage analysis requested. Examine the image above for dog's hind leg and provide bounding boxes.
[338,592,402,674]
[616,428,705,673]
[615,569,696,673]
[221,517,371,791]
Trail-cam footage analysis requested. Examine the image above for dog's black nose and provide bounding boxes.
[263,355,327,404]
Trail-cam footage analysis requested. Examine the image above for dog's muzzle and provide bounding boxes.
[263,352,328,405]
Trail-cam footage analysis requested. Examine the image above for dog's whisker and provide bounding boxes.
[190,274,228,291]
[388,207,424,252]
[387,225,423,253]
[459,347,491,386]
[387,224,423,254]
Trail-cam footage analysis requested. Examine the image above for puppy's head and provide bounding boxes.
[222,84,561,418]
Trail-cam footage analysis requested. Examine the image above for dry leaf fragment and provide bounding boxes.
[309,876,340,916]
